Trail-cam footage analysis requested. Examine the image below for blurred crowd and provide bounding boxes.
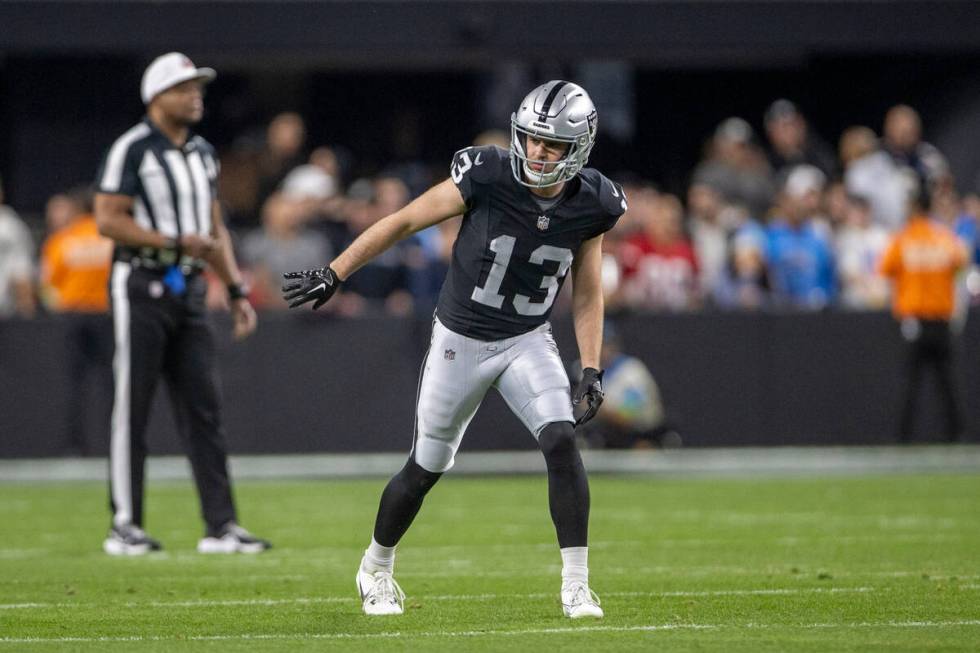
[605,102,979,316]
[3,100,980,320]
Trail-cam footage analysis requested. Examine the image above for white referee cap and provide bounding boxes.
[141,52,216,105]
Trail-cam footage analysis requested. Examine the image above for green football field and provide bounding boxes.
[1,473,978,651]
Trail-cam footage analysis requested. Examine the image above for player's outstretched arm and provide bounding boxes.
[570,234,606,425]
[282,178,466,310]
[332,178,466,281]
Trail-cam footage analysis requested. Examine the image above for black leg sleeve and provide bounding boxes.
[373,458,442,547]
[539,421,590,548]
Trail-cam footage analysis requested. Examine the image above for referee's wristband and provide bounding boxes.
[227,282,248,301]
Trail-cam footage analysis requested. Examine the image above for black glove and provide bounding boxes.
[572,367,604,426]
[281,266,341,310]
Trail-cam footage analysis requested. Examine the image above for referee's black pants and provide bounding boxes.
[108,262,237,531]
[897,318,963,442]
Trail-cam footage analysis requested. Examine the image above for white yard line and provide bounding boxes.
[3,445,979,482]
[2,620,980,645]
[149,586,877,608]
[0,586,876,610]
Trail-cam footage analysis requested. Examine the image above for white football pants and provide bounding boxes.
[411,318,575,473]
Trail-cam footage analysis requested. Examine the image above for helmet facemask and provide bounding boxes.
[510,122,594,188]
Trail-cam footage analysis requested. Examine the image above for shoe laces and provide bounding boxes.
[563,581,600,608]
[366,571,406,608]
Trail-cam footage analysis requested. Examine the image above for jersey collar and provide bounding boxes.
[142,116,198,152]
[520,174,580,212]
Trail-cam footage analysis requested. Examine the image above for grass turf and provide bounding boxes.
[0,473,978,651]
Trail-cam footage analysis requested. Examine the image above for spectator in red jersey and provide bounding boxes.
[599,179,656,311]
[618,193,700,311]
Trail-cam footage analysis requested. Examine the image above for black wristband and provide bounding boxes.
[227,282,247,300]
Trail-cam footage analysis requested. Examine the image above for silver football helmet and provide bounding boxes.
[510,80,598,188]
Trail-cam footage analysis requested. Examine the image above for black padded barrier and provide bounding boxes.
[1,310,977,458]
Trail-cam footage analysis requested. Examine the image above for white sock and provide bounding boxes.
[560,546,589,586]
[362,538,396,574]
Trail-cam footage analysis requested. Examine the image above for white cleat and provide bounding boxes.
[103,523,162,556]
[197,522,271,554]
[562,581,604,619]
[356,565,406,615]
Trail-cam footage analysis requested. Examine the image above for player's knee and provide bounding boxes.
[538,421,580,469]
[412,437,457,474]
[396,458,443,499]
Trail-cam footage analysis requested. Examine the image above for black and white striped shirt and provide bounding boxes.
[96,118,220,255]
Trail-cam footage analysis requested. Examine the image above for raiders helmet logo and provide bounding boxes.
[537,215,550,231]
[586,109,598,137]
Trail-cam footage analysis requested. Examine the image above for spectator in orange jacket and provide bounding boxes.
[40,189,113,312]
[879,178,967,443]
[40,188,114,455]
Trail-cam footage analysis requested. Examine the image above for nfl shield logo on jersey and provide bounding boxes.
[444,349,456,361]
[536,215,550,231]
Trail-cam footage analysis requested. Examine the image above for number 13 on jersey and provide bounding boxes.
[471,235,574,316]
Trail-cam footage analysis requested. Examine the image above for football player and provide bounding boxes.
[283,81,626,618]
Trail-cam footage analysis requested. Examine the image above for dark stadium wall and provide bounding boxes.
[5,55,980,213]
[1,312,977,458]
[2,0,980,210]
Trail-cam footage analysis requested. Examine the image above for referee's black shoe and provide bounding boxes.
[197,521,272,554]
[103,523,163,556]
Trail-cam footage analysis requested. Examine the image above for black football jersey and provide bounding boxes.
[436,145,626,340]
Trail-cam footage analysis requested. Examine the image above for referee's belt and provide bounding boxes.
[117,247,206,276]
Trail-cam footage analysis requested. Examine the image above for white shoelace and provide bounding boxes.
[563,582,601,608]
[366,572,406,609]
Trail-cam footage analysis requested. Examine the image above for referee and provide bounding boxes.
[94,52,270,555]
